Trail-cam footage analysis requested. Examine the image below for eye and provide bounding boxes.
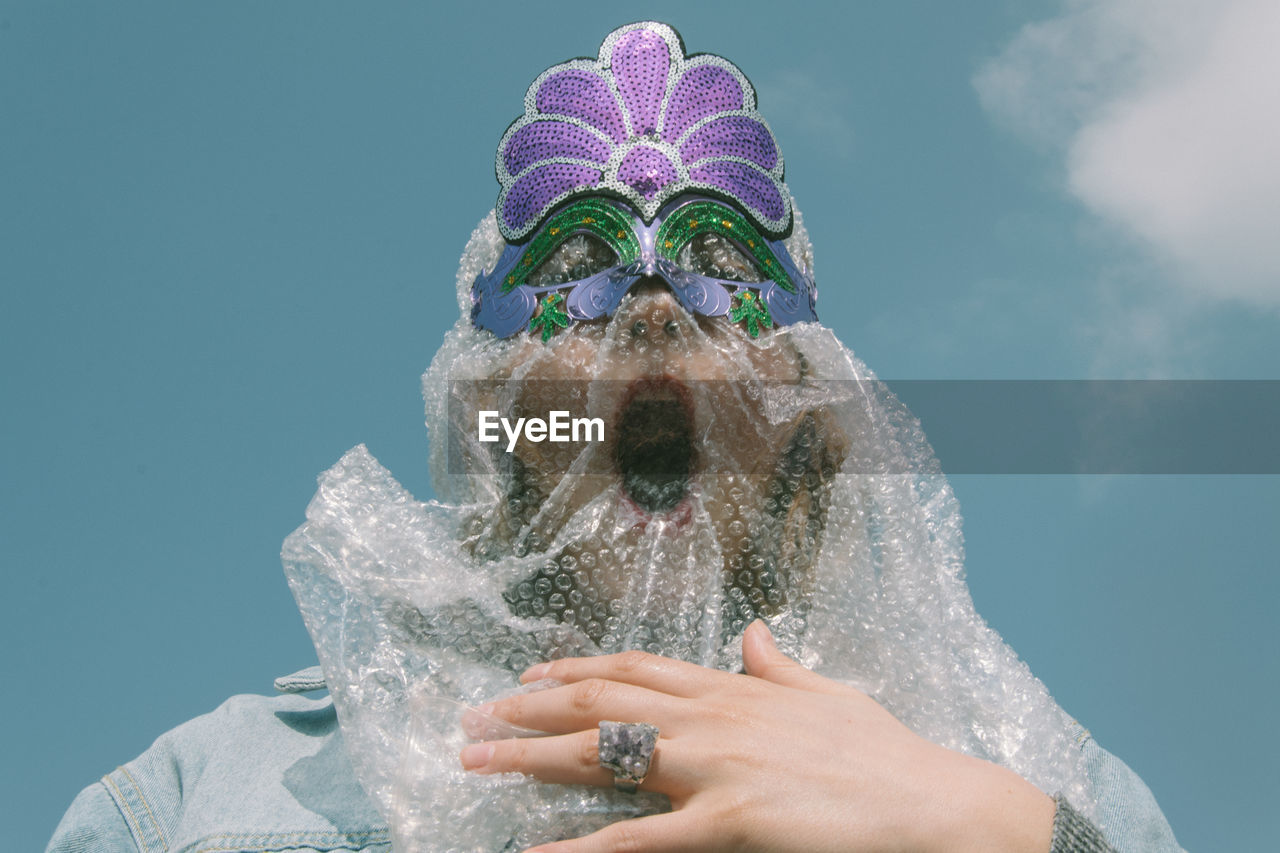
[526,233,619,287]
[676,232,766,283]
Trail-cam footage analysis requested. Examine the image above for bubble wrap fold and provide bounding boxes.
[283,211,1095,852]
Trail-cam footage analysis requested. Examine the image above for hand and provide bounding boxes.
[459,620,1054,853]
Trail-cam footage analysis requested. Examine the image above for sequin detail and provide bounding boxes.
[502,199,640,293]
[617,147,678,199]
[613,29,669,136]
[495,22,791,241]
[530,292,570,342]
[504,122,612,176]
[472,195,818,339]
[535,70,626,143]
[688,161,786,223]
[663,65,743,142]
[656,200,795,293]
[504,164,604,236]
[680,116,777,170]
[730,289,773,337]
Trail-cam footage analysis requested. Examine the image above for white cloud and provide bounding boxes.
[976,0,1280,306]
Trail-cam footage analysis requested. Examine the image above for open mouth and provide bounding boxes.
[614,378,695,514]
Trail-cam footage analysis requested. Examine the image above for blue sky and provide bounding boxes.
[3,2,1277,849]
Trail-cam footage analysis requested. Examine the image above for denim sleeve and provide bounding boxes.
[46,781,138,853]
[1083,736,1185,853]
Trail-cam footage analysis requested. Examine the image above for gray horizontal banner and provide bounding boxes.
[445,380,1280,475]
[889,380,1279,474]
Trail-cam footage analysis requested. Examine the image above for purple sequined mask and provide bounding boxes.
[472,22,817,340]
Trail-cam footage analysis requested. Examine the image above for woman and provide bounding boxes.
[48,20,1183,853]
[283,22,1183,853]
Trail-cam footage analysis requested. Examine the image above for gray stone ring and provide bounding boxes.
[598,721,659,793]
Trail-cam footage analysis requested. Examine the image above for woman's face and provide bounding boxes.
[461,277,843,649]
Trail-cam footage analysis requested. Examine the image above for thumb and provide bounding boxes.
[741,620,851,696]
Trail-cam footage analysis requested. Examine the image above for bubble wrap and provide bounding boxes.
[282,208,1094,852]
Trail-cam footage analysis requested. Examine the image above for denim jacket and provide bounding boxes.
[46,668,389,853]
[46,666,1184,853]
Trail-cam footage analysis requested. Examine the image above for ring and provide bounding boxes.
[598,720,659,793]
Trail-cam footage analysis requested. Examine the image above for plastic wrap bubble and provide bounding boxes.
[282,209,1096,851]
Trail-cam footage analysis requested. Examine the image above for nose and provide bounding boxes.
[613,277,689,343]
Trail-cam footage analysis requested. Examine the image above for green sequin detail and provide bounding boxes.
[530,292,570,342]
[729,289,773,338]
[503,199,640,293]
[655,201,795,293]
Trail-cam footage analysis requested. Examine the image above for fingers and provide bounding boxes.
[741,620,855,697]
[461,730,612,787]
[461,729,689,796]
[518,626,856,700]
[482,678,690,736]
[525,809,704,853]
[521,649,729,698]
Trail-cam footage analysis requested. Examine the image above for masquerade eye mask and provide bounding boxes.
[470,21,818,340]
[472,196,817,340]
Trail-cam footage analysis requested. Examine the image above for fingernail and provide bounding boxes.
[747,619,777,654]
[521,662,550,682]
[460,743,494,770]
